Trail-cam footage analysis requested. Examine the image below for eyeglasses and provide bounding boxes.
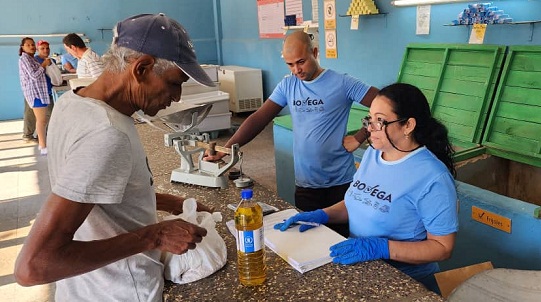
[362,116,407,131]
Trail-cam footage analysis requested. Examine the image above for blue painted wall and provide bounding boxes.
[2,1,541,121]
[219,0,541,100]
[0,0,217,120]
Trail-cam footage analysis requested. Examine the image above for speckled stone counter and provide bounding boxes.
[138,124,444,302]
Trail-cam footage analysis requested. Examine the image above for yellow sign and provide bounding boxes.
[325,30,337,59]
[468,23,487,44]
[324,0,336,29]
[471,206,511,233]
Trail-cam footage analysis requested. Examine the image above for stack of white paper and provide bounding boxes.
[262,209,346,273]
[227,209,346,273]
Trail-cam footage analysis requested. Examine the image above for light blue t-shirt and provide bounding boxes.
[61,52,78,69]
[345,146,458,280]
[269,69,370,188]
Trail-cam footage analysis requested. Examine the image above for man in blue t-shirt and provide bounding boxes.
[204,31,378,237]
[61,52,78,73]
[34,40,56,117]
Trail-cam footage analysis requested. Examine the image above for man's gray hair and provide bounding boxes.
[102,44,176,75]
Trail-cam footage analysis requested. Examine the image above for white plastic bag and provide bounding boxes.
[161,198,227,284]
[45,63,63,86]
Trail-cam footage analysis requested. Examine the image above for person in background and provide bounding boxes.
[203,30,378,237]
[276,83,458,294]
[35,40,56,117]
[62,33,103,78]
[61,52,78,73]
[18,37,51,155]
[15,13,215,302]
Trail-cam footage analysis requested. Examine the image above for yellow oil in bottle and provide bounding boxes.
[234,189,266,286]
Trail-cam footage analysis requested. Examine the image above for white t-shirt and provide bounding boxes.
[77,48,103,78]
[48,91,163,302]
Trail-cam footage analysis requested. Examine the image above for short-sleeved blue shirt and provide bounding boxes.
[345,146,458,280]
[61,52,78,69]
[269,69,370,188]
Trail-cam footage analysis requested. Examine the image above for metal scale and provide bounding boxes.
[137,101,247,188]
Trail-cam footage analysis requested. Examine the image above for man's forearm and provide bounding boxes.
[353,127,369,144]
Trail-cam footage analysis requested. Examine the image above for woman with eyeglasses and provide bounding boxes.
[276,83,458,294]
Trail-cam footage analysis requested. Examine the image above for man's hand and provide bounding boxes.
[142,219,207,254]
[343,135,361,152]
[41,58,52,67]
[202,150,227,162]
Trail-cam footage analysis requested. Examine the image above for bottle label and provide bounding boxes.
[236,228,264,253]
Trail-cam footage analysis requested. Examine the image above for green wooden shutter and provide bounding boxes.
[483,46,541,168]
[397,44,506,162]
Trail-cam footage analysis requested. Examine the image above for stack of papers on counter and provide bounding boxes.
[226,208,345,273]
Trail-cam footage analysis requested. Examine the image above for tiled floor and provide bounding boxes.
[0,116,276,301]
[0,120,56,301]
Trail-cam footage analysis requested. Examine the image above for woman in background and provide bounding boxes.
[19,37,51,155]
[276,83,458,294]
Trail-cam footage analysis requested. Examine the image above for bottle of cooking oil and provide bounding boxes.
[234,188,266,285]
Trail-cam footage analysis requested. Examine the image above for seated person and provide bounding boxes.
[61,52,78,73]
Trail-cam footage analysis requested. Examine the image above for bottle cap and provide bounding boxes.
[241,189,253,199]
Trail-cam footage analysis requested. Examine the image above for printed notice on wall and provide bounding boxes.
[286,0,303,25]
[312,0,319,23]
[350,15,360,30]
[324,0,336,29]
[469,23,487,44]
[258,0,285,39]
[416,5,431,35]
[325,30,337,59]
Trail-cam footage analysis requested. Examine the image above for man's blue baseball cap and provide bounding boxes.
[113,13,215,87]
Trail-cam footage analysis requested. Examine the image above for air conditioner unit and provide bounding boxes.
[218,65,263,113]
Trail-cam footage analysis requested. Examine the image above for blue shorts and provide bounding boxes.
[32,98,48,108]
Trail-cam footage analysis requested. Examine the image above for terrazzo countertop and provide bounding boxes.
[138,124,444,302]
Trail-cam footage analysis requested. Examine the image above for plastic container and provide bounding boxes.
[234,189,266,285]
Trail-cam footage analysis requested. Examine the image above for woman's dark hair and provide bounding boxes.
[19,37,33,56]
[378,83,456,177]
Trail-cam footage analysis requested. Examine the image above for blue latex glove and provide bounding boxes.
[273,209,329,232]
[330,237,390,265]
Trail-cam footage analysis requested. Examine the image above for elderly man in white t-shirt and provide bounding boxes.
[15,14,216,302]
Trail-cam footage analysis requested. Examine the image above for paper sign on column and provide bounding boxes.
[325,30,338,59]
[469,24,487,44]
[312,0,319,23]
[324,0,336,29]
[226,208,345,273]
